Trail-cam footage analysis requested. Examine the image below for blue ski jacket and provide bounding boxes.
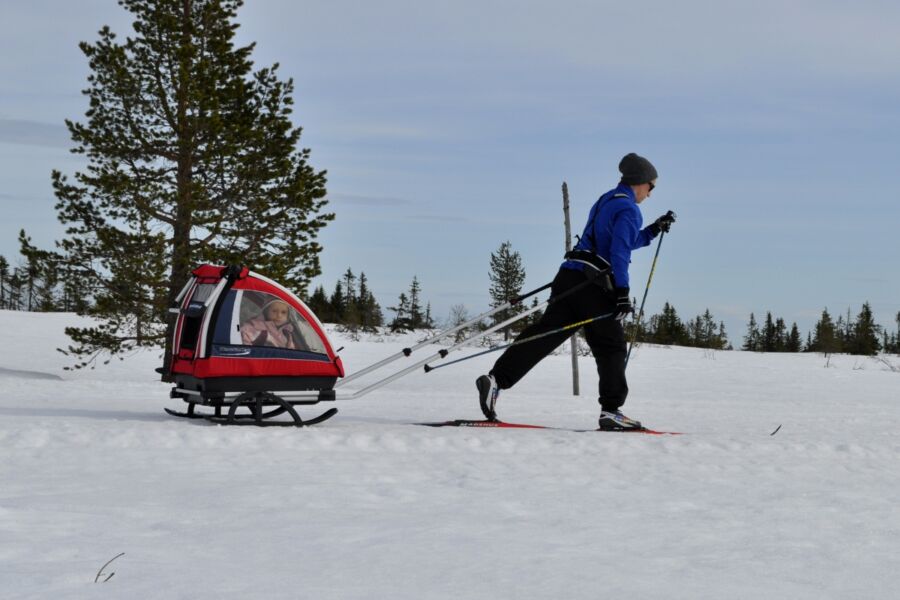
[561,183,658,289]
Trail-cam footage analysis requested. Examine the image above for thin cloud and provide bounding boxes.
[0,118,69,149]
[330,193,412,207]
[406,214,473,224]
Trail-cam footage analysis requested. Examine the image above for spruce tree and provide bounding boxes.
[407,276,425,329]
[340,268,361,329]
[716,321,729,350]
[306,285,332,323]
[894,312,900,354]
[7,269,24,311]
[424,302,434,329]
[329,281,346,323]
[356,272,382,331]
[786,323,802,352]
[47,0,332,371]
[742,313,760,351]
[19,229,66,312]
[699,309,717,348]
[342,268,358,304]
[389,292,411,332]
[488,241,526,340]
[811,308,838,354]
[688,315,703,348]
[774,317,787,352]
[652,302,686,346]
[850,302,881,356]
[761,312,777,352]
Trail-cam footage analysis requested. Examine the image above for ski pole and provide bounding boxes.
[346,295,553,399]
[626,213,673,367]
[335,279,596,398]
[335,279,555,387]
[424,311,615,372]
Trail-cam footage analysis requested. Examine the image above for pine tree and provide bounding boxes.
[488,241,526,340]
[45,0,333,371]
[742,313,760,351]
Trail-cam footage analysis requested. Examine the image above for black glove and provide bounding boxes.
[648,210,677,236]
[614,288,633,321]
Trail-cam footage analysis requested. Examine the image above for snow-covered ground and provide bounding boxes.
[1,309,899,599]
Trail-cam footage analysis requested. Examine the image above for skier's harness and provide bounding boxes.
[564,192,628,292]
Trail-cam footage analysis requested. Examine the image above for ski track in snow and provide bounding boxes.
[1,310,899,599]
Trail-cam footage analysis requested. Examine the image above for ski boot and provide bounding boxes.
[598,410,644,431]
[476,374,500,421]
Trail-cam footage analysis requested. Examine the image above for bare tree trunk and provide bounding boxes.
[562,181,579,396]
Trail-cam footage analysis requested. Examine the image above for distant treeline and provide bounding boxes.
[745,305,900,356]
[4,240,898,356]
[305,268,435,333]
[629,302,731,350]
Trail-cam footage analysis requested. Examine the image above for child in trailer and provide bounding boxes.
[475,152,676,430]
[240,299,300,350]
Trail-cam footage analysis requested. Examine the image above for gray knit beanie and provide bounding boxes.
[618,153,658,185]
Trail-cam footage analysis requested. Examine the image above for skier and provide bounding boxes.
[476,152,675,430]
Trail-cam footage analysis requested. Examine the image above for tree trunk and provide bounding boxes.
[161,0,195,381]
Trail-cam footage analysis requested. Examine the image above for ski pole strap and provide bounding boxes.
[424,311,615,372]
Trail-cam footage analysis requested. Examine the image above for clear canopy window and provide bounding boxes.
[225,290,326,354]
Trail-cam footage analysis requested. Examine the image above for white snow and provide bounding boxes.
[1,309,899,599]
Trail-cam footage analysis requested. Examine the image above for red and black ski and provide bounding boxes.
[415,419,682,435]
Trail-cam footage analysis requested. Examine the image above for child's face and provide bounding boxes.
[266,302,290,325]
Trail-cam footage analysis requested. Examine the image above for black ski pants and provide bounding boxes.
[490,267,628,411]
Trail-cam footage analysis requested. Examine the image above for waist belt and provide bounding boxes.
[564,250,614,292]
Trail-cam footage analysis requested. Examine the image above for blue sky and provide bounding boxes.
[2,0,899,344]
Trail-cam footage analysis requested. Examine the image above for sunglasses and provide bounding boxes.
[648,181,656,192]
